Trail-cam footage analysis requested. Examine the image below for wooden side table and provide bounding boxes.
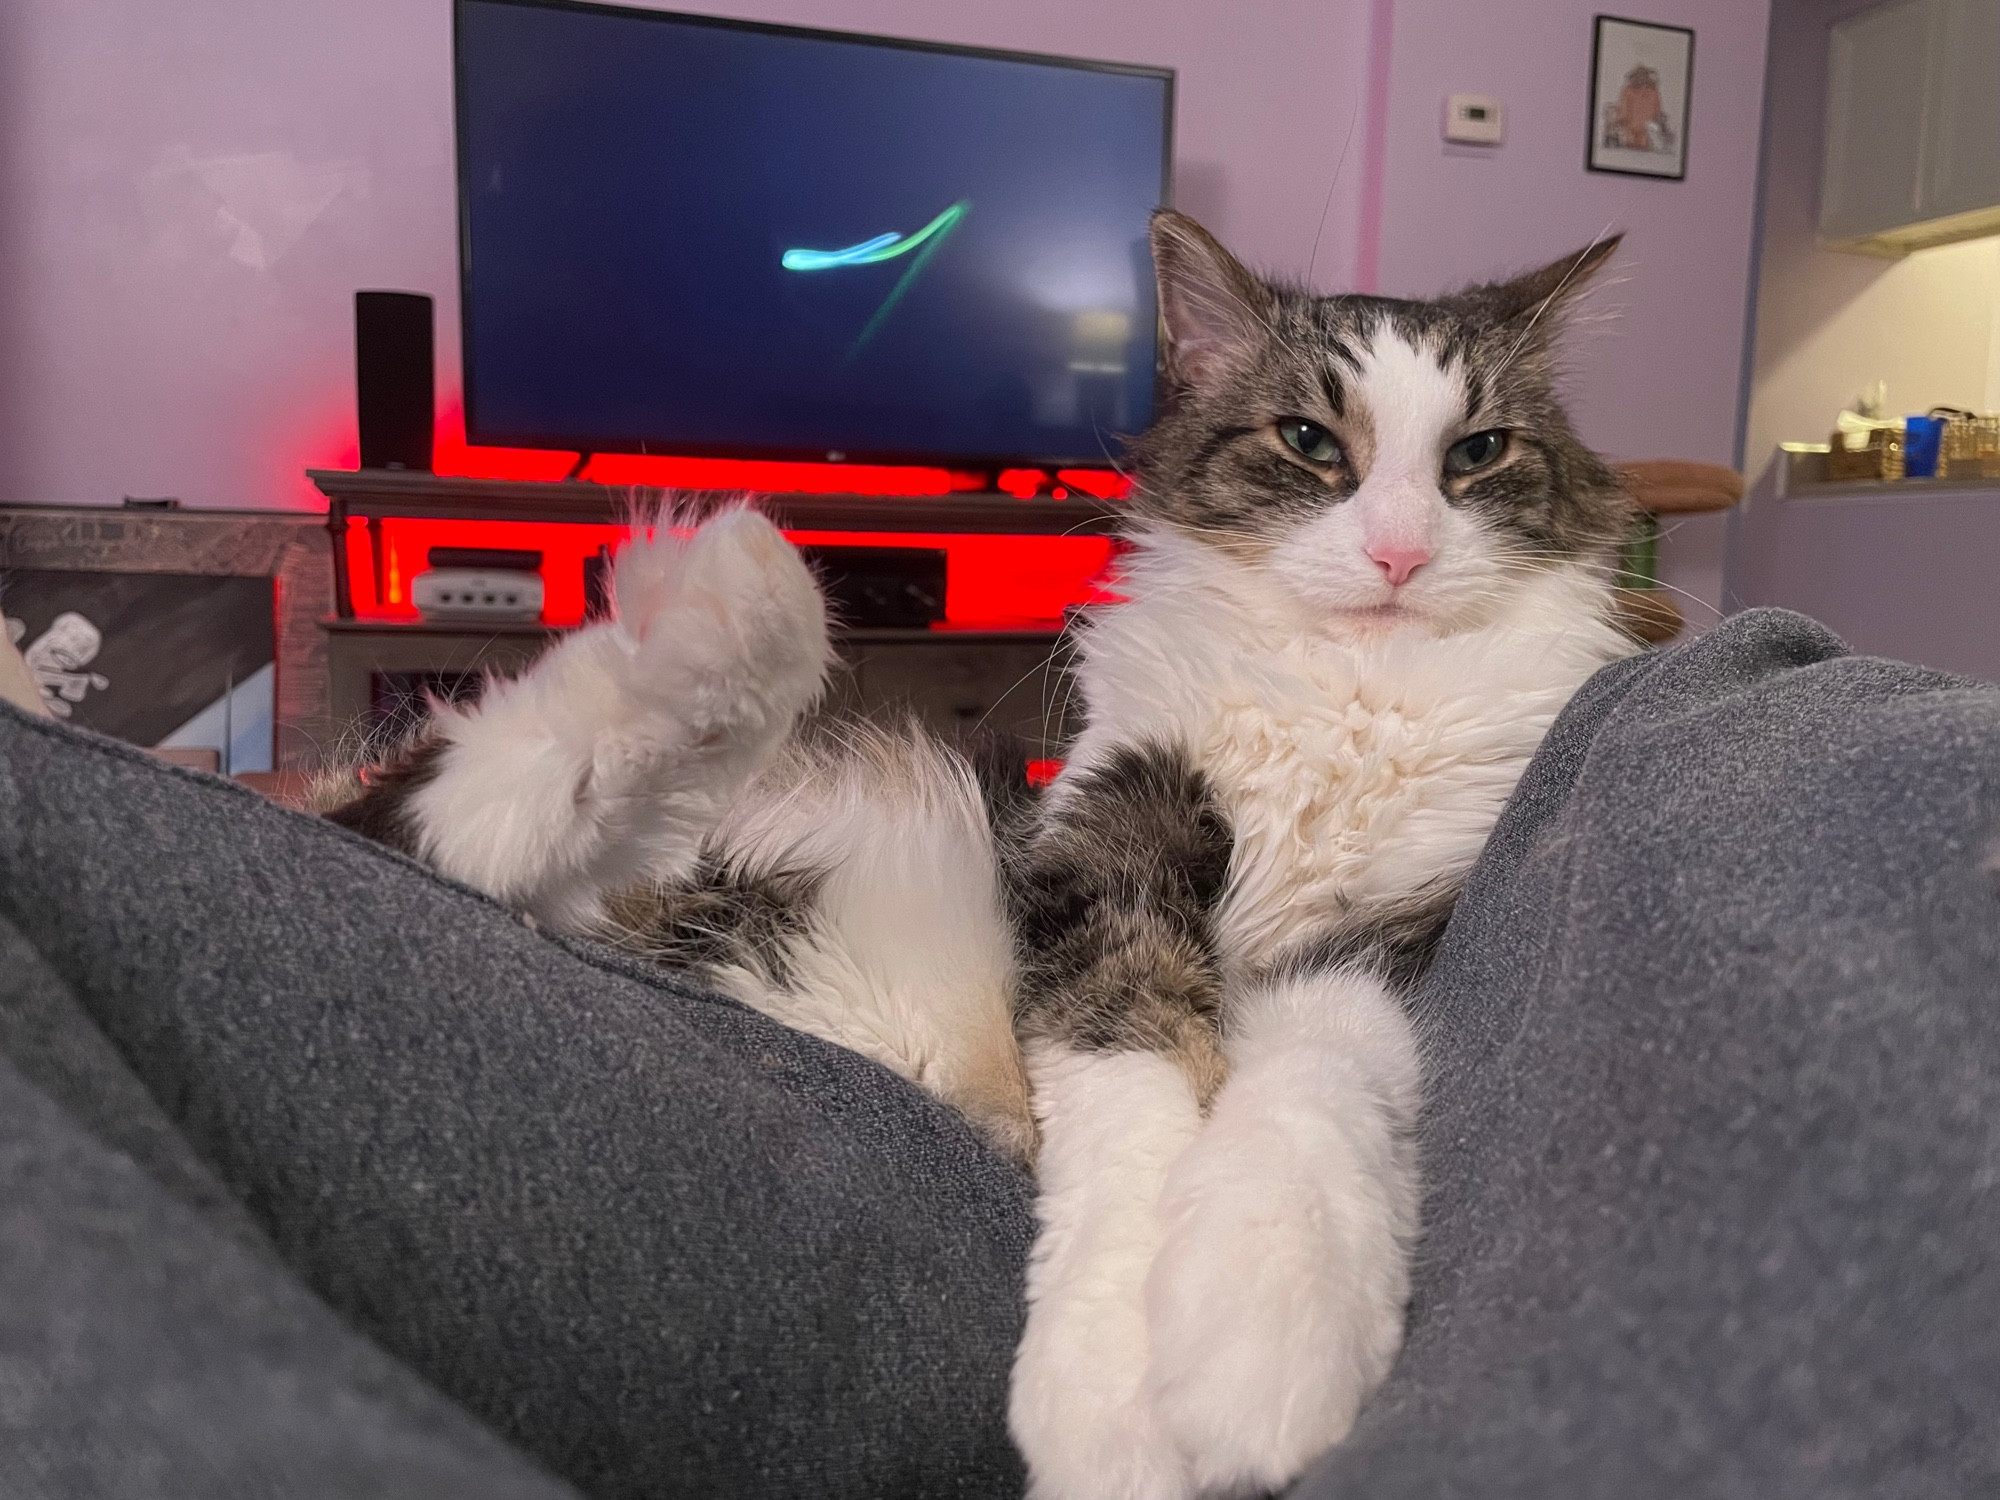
[1615,460,1745,643]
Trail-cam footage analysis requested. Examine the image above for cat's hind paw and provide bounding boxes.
[400,503,830,927]
[611,504,831,741]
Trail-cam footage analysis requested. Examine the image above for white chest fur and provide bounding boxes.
[1065,531,1632,972]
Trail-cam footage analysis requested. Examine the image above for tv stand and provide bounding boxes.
[309,468,1118,753]
[308,468,1122,617]
[322,614,1082,756]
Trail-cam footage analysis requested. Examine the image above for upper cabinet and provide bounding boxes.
[1924,0,2000,220]
[1821,0,2000,255]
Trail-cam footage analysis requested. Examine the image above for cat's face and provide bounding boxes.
[1128,211,1633,633]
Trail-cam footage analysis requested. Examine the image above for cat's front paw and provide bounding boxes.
[1011,1043,1203,1500]
[1008,1368,1191,1500]
[1141,1120,1408,1494]
[613,504,830,737]
[1141,972,1421,1494]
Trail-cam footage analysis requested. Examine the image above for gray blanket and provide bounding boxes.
[0,607,1994,1498]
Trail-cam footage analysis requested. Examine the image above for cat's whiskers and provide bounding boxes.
[1618,571,1725,624]
[967,649,1070,746]
[1307,94,1363,290]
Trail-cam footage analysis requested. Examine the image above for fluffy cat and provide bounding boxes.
[329,209,1637,1498]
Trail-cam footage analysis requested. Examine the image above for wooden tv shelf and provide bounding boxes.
[308,467,1124,530]
[306,470,1110,750]
[320,615,1082,755]
[309,468,1125,619]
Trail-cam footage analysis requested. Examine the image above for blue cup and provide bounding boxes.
[1904,415,1944,478]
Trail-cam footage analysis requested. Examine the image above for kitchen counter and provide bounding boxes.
[1772,445,2000,499]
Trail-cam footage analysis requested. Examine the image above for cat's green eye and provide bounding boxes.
[1444,429,1508,476]
[1278,418,1341,465]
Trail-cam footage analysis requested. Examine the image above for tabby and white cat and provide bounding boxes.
[330,210,1636,1498]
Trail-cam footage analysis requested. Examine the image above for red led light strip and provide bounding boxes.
[327,402,1129,625]
[347,517,1120,629]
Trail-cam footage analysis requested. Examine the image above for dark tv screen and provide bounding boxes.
[455,0,1173,465]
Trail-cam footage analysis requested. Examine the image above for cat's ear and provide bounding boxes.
[1477,234,1623,331]
[1150,210,1271,390]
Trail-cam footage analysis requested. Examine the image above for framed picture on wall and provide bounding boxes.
[1588,16,1694,180]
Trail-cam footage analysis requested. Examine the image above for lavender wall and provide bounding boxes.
[0,0,460,511]
[0,0,1770,592]
[1370,0,1772,620]
[1732,478,2000,683]
[0,0,1373,511]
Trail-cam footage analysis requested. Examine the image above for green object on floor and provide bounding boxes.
[1617,513,1660,589]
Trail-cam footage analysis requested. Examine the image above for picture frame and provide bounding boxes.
[0,506,335,770]
[3,570,277,772]
[1587,15,1694,180]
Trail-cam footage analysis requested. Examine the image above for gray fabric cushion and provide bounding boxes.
[4,605,1996,1499]
[0,907,270,1257]
[1301,608,2000,1497]
[0,699,1034,1500]
[0,950,582,1500]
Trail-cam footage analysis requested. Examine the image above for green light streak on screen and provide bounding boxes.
[779,200,972,358]
[781,200,969,271]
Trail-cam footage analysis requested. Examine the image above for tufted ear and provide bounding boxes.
[1150,209,1273,390]
[1476,234,1623,330]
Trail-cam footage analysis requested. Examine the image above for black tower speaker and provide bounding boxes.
[355,290,434,471]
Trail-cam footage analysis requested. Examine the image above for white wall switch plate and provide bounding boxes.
[1444,94,1504,145]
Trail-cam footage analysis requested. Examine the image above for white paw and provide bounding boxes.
[1141,973,1421,1495]
[1142,1120,1409,1494]
[1011,1044,1204,1500]
[1009,1380,1192,1500]
[612,504,831,738]
[406,504,831,926]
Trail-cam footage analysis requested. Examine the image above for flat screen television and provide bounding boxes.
[454,0,1174,468]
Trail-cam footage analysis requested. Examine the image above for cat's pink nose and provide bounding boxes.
[1366,541,1432,587]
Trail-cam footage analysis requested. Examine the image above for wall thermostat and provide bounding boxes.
[1444,94,1504,145]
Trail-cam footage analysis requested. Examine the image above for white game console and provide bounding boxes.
[412,568,545,622]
